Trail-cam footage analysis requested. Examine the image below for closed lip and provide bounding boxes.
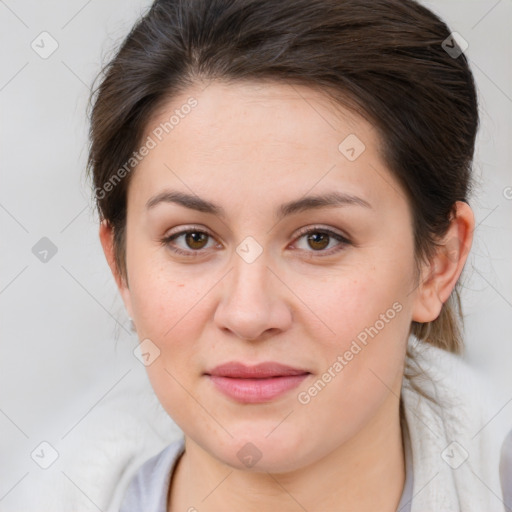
[205,361,311,379]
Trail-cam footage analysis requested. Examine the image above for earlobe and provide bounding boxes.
[98,220,133,318]
[412,201,474,323]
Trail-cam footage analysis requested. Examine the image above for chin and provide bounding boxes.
[207,428,314,474]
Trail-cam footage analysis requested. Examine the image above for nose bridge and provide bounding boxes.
[233,249,270,294]
[228,232,274,299]
[213,244,290,340]
[227,247,274,314]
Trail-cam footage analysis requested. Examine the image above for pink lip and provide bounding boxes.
[205,362,310,403]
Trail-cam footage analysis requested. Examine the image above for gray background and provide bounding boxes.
[1,0,511,506]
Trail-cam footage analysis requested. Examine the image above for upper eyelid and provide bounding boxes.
[293,225,350,240]
[164,225,350,251]
[165,224,348,240]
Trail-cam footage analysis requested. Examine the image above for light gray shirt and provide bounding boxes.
[120,419,414,512]
[500,429,512,511]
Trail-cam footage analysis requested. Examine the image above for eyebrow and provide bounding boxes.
[145,190,372,220]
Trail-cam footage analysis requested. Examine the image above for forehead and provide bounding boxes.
[147,80,369,153]
[128,80,403,214]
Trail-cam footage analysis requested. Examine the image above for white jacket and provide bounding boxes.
[12,335,510,512]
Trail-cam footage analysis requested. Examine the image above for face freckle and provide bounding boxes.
[121,80,418,473]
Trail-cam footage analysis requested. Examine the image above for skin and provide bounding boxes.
[100,80,474,511]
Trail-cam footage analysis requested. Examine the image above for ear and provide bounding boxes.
[98,219,134,319]
[412,201,475,323]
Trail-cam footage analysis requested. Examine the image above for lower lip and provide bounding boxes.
[207,374,309,403]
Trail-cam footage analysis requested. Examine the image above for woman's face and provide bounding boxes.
[114,81,424,472]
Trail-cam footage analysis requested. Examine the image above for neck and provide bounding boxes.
[169,392,405,512]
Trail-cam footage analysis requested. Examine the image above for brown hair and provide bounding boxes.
[87,0,478,355]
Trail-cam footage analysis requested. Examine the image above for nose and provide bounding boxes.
[213,254,293,342]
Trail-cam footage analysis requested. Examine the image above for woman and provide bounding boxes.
[87,0,507,510]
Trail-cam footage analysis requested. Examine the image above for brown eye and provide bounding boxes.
[185,231,209,250]
[293,227,351,257]
[306,232,330,251]
[162,228,218,257]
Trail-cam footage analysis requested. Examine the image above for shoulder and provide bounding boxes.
[502,429,512,509]
[404,335,502,420]
[402,335,509,512]
[119,437,185,512]
[403,334,509,449]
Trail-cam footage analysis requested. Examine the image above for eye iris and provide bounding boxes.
[186,232,208,249]
[307,232,329,250]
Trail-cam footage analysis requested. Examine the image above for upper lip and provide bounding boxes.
[205,361,310,379]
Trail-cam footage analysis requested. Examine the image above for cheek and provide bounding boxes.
[293,260,412,351]
[127,263,212,429]
[292,260,413,409]
[127,246,202,338]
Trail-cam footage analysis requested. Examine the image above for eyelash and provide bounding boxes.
[161,225,352,259]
